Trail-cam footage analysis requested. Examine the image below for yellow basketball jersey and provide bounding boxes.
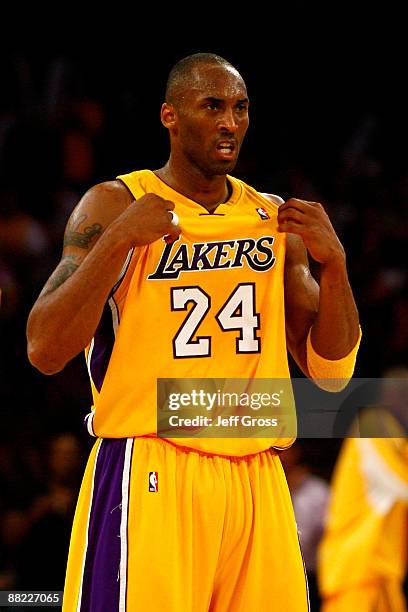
[318,417,408,598]
[84,170,296,455]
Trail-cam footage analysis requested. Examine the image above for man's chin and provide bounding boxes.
[211,159,238,175]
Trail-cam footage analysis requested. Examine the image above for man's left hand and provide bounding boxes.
[277,198,345,265]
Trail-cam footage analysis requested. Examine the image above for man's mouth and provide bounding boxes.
[216,140,236,153]
[215,140,237,158]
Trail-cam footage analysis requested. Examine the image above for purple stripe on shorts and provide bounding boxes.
[90,301,116,392]
[80,439,129,612]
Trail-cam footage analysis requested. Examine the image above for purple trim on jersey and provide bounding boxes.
[110,247,134,296]
[89,301,116,392]
[80,439,128,612]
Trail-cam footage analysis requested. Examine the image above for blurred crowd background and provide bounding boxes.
[1,41,407,609]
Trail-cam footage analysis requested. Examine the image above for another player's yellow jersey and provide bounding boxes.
[84,169,296,455]
[318,417,408,597]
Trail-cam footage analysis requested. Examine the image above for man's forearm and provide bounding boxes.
[27,225,132,374]
[310,256,360,359]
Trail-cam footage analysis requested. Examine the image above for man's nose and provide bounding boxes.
[217,108,239,132]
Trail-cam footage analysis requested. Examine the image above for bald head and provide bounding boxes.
[160,53,249,177]
[165,53,244,108]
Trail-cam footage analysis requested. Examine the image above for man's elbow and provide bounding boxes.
[27,339,67,375]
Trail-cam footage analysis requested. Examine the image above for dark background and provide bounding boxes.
[1,9,407,604]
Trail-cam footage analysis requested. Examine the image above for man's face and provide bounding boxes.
[173,64,249,176]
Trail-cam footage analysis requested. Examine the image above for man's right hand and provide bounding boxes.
[111,192,181,248]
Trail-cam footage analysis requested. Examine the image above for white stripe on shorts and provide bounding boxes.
[76,439,103,612]
[119,438,134,612]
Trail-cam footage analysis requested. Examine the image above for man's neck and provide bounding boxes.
[154,158,232,214]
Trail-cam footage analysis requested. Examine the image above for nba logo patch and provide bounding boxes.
[149,472,158,492]
[256,207,270,220]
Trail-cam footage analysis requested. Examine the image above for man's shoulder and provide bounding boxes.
[73,180,134,229]
[88,179,133,200]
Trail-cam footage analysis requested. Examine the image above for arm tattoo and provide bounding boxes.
[41,255,80,297]
[63,214,102,249]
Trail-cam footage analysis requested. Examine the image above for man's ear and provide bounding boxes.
[161,103,177,129]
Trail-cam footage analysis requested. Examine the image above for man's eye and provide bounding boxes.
[206,103,219,110]
[237,104,248,112]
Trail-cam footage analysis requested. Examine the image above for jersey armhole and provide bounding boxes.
[110,174,145,305]
[259,193,285,209]
[110,247,135,297]
[116,177,136,201]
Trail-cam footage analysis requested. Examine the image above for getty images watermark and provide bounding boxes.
[158,378,295,439]
[167,388,281,429]
[157,378,407,439]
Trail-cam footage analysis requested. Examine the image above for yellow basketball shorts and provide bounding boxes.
[63,437,309,611]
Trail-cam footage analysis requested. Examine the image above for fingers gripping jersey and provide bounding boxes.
[84,170,296,455]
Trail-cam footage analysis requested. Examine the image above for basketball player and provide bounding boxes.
[318,373,408,612]
[27,54,361,611]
